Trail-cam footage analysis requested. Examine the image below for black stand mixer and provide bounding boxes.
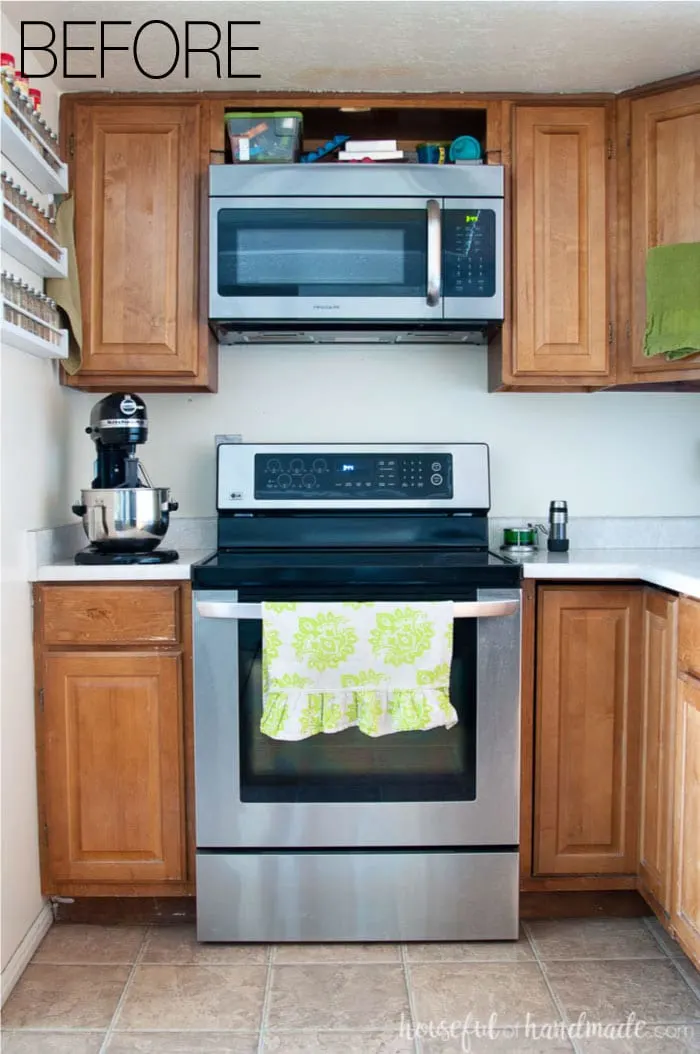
[72,393,179,565]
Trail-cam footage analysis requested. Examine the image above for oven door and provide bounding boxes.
[209,197,444,321]
[194,587,520,849]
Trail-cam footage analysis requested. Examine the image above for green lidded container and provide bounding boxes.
[225,111,303,163]
[502,526,539,548]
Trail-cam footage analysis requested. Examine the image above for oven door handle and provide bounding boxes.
[196,600,519,620]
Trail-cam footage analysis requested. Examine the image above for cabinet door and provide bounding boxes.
[66,101,215,388]
[629,84,700,379]
[535,587,643,874]
[639,589,678,912]
[40,651,185,887]
[672,674,700,966]
[511,106,610,379]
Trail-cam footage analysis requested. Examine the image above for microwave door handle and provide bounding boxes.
[196,600,518,620]
[426,199,442,307]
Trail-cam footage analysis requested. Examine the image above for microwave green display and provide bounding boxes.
[464,214,479,223]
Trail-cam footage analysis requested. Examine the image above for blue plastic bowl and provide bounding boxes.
[449,135,482,162]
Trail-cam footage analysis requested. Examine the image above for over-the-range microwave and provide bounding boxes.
[208,164,504,344]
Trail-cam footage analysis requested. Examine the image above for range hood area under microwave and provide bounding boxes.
[208,164,504,345]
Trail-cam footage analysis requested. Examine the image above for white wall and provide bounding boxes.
[0,16,78,982]
[68,348,700,520]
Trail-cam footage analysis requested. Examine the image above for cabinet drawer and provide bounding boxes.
[679,597,700,678]
[39,586,181,645]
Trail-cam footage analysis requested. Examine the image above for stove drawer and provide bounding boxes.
[38,585,182,646]
[197,849,519,942]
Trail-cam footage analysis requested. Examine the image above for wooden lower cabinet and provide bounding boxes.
[534,586,643,875]
[35,584,193,896]
[638,588,678,913]
[671,673,700,966]
[679,596,700,679]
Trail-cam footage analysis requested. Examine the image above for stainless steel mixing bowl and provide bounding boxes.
[72,488,179,552]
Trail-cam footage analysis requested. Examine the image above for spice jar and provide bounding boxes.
[28,87,41,112]
[7,176,20,210]
[1,53,14,98]
[36,114,52,148]
[14,72,28,99]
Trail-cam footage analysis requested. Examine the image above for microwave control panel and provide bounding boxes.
[443,209,497,299]
[254,452,453,500]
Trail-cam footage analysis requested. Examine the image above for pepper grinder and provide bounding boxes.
[547,500,569,552]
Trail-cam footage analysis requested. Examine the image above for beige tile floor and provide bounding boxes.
[2,917,699,1053]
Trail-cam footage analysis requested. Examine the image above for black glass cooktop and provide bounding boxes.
[192,548,521,590]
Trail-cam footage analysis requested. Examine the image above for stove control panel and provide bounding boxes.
[254,452,453,500]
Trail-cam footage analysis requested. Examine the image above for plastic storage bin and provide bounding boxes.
[225,111,302,163]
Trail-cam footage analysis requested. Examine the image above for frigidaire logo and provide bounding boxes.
[19,20,261,80]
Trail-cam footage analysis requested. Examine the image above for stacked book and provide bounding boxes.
[337,139,404,162]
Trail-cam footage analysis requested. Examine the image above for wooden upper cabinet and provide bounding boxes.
[509,106,611,383]
[63,100,216,391]
[672,673,700,966]
[626,83,700,381]
[40,651,185,887]
[638,588,678,913]
[534,586,642,875]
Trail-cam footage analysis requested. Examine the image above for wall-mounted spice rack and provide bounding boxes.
[1,274,68,359]
[1,200,67,278]
[1,308,68,359]
[1,90,68,194]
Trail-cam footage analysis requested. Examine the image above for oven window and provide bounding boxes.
[216,208,428,298]
[238,613,477,803]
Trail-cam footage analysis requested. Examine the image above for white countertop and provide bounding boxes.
[520,548,700,600]
[34,550,214,582]
[33,546,700,599]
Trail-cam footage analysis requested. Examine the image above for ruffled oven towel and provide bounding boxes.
[261,601,457,740]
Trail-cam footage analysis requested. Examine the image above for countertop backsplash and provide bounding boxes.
[26,517,218,578]
[488,516,700,552]
[27,515,700,580]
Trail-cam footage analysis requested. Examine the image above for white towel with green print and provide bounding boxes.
[260,601,457,740]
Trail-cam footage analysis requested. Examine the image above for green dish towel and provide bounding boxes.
[644,243,700,360]
[260,601,457,740]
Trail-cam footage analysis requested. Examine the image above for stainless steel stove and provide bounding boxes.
[192,443,522,942]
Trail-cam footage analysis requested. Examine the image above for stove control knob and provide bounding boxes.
[302,474,317,490]
[290,458,304,474]
[430,473,443,486]
[277,473,293,490]
[266,458,282,474]
[312,458,327,473]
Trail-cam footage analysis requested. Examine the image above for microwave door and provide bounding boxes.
[442,199,504,321]
[209,197,444,321]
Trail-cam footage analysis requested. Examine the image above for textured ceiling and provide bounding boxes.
[5,0,700,94]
